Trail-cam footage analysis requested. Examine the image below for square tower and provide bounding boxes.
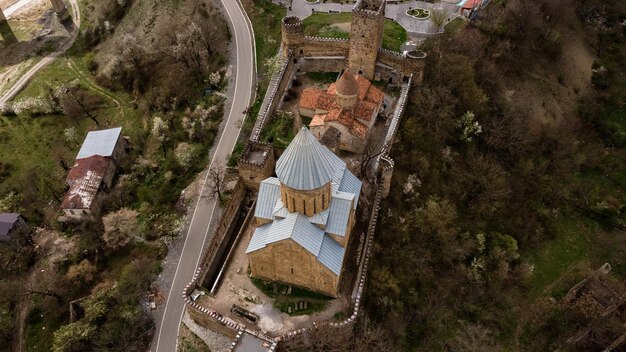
[348,0,385,80]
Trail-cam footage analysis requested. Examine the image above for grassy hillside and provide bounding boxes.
[0,0,231,350]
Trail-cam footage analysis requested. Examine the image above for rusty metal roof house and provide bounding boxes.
[59,128,125,222]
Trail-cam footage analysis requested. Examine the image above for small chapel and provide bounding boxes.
[246,127,362,297]
[299,70,385,153]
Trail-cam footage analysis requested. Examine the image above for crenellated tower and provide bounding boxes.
[281,16,304,58]
[348,0,385,80]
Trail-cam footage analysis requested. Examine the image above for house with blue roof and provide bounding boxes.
[246,127,362,297]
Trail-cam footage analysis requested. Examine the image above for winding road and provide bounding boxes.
[0,0,81,108]
[153,0,256,351]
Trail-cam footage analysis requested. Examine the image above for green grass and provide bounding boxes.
[302,13,407,52]
[525,215,597,298]
[25,296,65,352]
[1,57,142,205]
[251,278,330,316]
[243,0,286,78]
[260,111,294,149]
[444,17,466,34]
[306,71,340,84]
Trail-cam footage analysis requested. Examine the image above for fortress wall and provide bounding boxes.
[298,37,350,58]
[377,49,425,84]
[299,57,346,73]
[251,54,298,141]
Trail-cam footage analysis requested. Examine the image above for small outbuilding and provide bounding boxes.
[0,213,28,244]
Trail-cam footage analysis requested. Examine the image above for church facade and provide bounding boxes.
[246,127,362,297]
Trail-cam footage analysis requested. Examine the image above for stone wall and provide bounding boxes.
[377,48,425,84]
[249,240,340,297]
[299,37,350,58]
[197,178,247,289]
[298,57,345,73]
[251,54,297,142]
[280,182,331,217]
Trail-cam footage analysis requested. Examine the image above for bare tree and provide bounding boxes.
[430,8,448,33]
[61,86,104,125]
[207,164,226,202]
[357,145,385,178]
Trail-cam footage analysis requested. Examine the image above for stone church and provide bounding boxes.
[299,69,384,153]
[246,127,362,297]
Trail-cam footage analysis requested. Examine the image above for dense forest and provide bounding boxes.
[364,0,626,351]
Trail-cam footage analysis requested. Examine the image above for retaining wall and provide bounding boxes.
[197,179,247,288]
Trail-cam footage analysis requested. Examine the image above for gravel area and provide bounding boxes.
[182,310,233,352]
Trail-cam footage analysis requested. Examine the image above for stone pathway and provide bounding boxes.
[274,0,462,35]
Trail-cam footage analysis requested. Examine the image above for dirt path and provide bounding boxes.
[66,59,127,118]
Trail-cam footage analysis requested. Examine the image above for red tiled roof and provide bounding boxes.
[317,92,338,111]
[355,101,378,122]
[310,113,327,127]
[61,155,111,210]
[300,88,322,110]
[327,83,337,96]
[326,109,369,139]
[299,73,383,141]
[364,84,385,105]
[355,75,372,100]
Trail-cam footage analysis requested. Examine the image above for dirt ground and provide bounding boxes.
[507,23,595,127]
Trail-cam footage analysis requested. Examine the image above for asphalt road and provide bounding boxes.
[153,0,255,351]
[0,0,81,108]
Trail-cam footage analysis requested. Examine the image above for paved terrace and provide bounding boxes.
[273,0,462,35]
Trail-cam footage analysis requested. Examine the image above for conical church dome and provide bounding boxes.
[276,127,345,190]
[335,70,358,96]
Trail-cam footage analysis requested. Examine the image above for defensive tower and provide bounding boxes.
[50,0,69,21]
[281,16,304,57]
[348,0,385,80]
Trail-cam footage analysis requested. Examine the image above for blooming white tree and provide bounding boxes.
[151,116,168,142]
[64,127,79,147]
[174,142,197,168]
[457,111,483,142]
[102,208,139,250]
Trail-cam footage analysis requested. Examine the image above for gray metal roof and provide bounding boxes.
[255,178,281,220]
[325,192,354,237]
[275,127,346,190]
[317,236,345,275]
[246,213,325,256]
[338,169,361,208]
[0,213,20,237]
[76,127,122,160]
[246,213,346,276]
